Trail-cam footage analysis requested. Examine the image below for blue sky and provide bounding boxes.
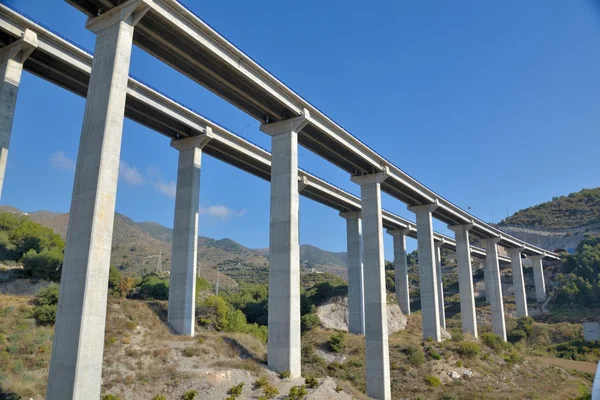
[3,0,600,258]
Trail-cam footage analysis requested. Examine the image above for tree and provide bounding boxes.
[21,248,63,281]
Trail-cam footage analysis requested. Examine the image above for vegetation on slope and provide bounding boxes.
[499,187,600,229]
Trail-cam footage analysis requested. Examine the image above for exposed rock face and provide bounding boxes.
[316,296,407,333]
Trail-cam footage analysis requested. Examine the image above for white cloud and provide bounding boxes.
[119,161,144,185]
[200,205,246,221]
[155,180,176,199]
[49,151,75,172]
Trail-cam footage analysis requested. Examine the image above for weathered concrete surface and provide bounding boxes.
[483,237,506,341]
[388,229,411,315]
[530,255,546,303]
[0,29,37,199]
[340,211,364,335]
[434,240,446,330]
[508,247,528,318]
[168,132,212,336]
[408,202,441,342]
[449,223,477,337]
[351,170,390,400]
[260,111,309,378]
[46,2,149,398]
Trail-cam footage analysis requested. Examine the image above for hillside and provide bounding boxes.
[0,207,348,284]
[499,188,600,230]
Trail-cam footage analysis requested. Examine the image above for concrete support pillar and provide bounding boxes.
[168,131,212,336]
[0,29,37,199]
[260,110,309,378]
[408,202,441,342]
[434,240,446,330]
[340,211,364,335]
[530,255,546,303]
[387,228,411,315]
[351,170,390,400]
[46,2,150,399]
[482,237,506,341]
[508,247,528,318]
[448,223,477,337]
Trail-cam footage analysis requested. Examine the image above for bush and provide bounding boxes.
[301,313,320,333]
[481,332,510,354]
[305,376,318,388]
[424,375,442,387]
[254,376,269,389]
[33,304,57,325]
[21,248,63,281]
[508,329,528,343]
[279,370,291,379]
[287,385,308,400]
[35,284,60,306]
[327,332,345,353]
[428,348,442,360]
[182,390,197,400]
[227,382,244,397]
[404,345,425,367]
[152,395,166,400]
[503,348,525,364]
[262,385,279,399]
[456,341,481,358]
[139,274,169,300]
[101,395,121,400]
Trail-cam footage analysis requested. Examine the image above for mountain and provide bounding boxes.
[0,206,348,283]
[497,187,600,252]
[499,188,600,230]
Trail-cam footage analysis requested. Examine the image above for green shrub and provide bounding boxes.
[301,313,320,333]
[254,376,269,389]
[503,348,525,365]
[327,332,345,353]
[287,385,308,400]
[404,345,425,367]
[456,360,463,367]
[335,384,343,393]
[33,304,57,325]
[424,375,442,387]
[262,385,279,399]
[508,329,528,343]
[481,332,510,353]
[451,330,464,342]
[101,395,121,400]
[279,370,291,379]
[182,390,197,400]
[196,276,212,292]
[305,376,318,388]
[456,341,481,358]
[21,248,63,281]
[152,395,166,400]
[227,382,244,397]
[139,274,169,300]
[428,348,442,360]
[35,284,60,306]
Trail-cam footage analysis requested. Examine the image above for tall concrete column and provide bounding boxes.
[168,131,212,336]
[448,223,477,337]
[0,29,37,199]
[508,247,528,318]
[434,239,446,330]
[388,228,411,315]
[408,202,441,342]
[482,237,506,341]
[340,211,364,335]
[530,255,546,303]
[260,110,309,378]
[351,169,390,400]
[46,2,150,399]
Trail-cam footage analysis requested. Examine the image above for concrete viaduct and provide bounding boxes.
[0,2,559,399]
